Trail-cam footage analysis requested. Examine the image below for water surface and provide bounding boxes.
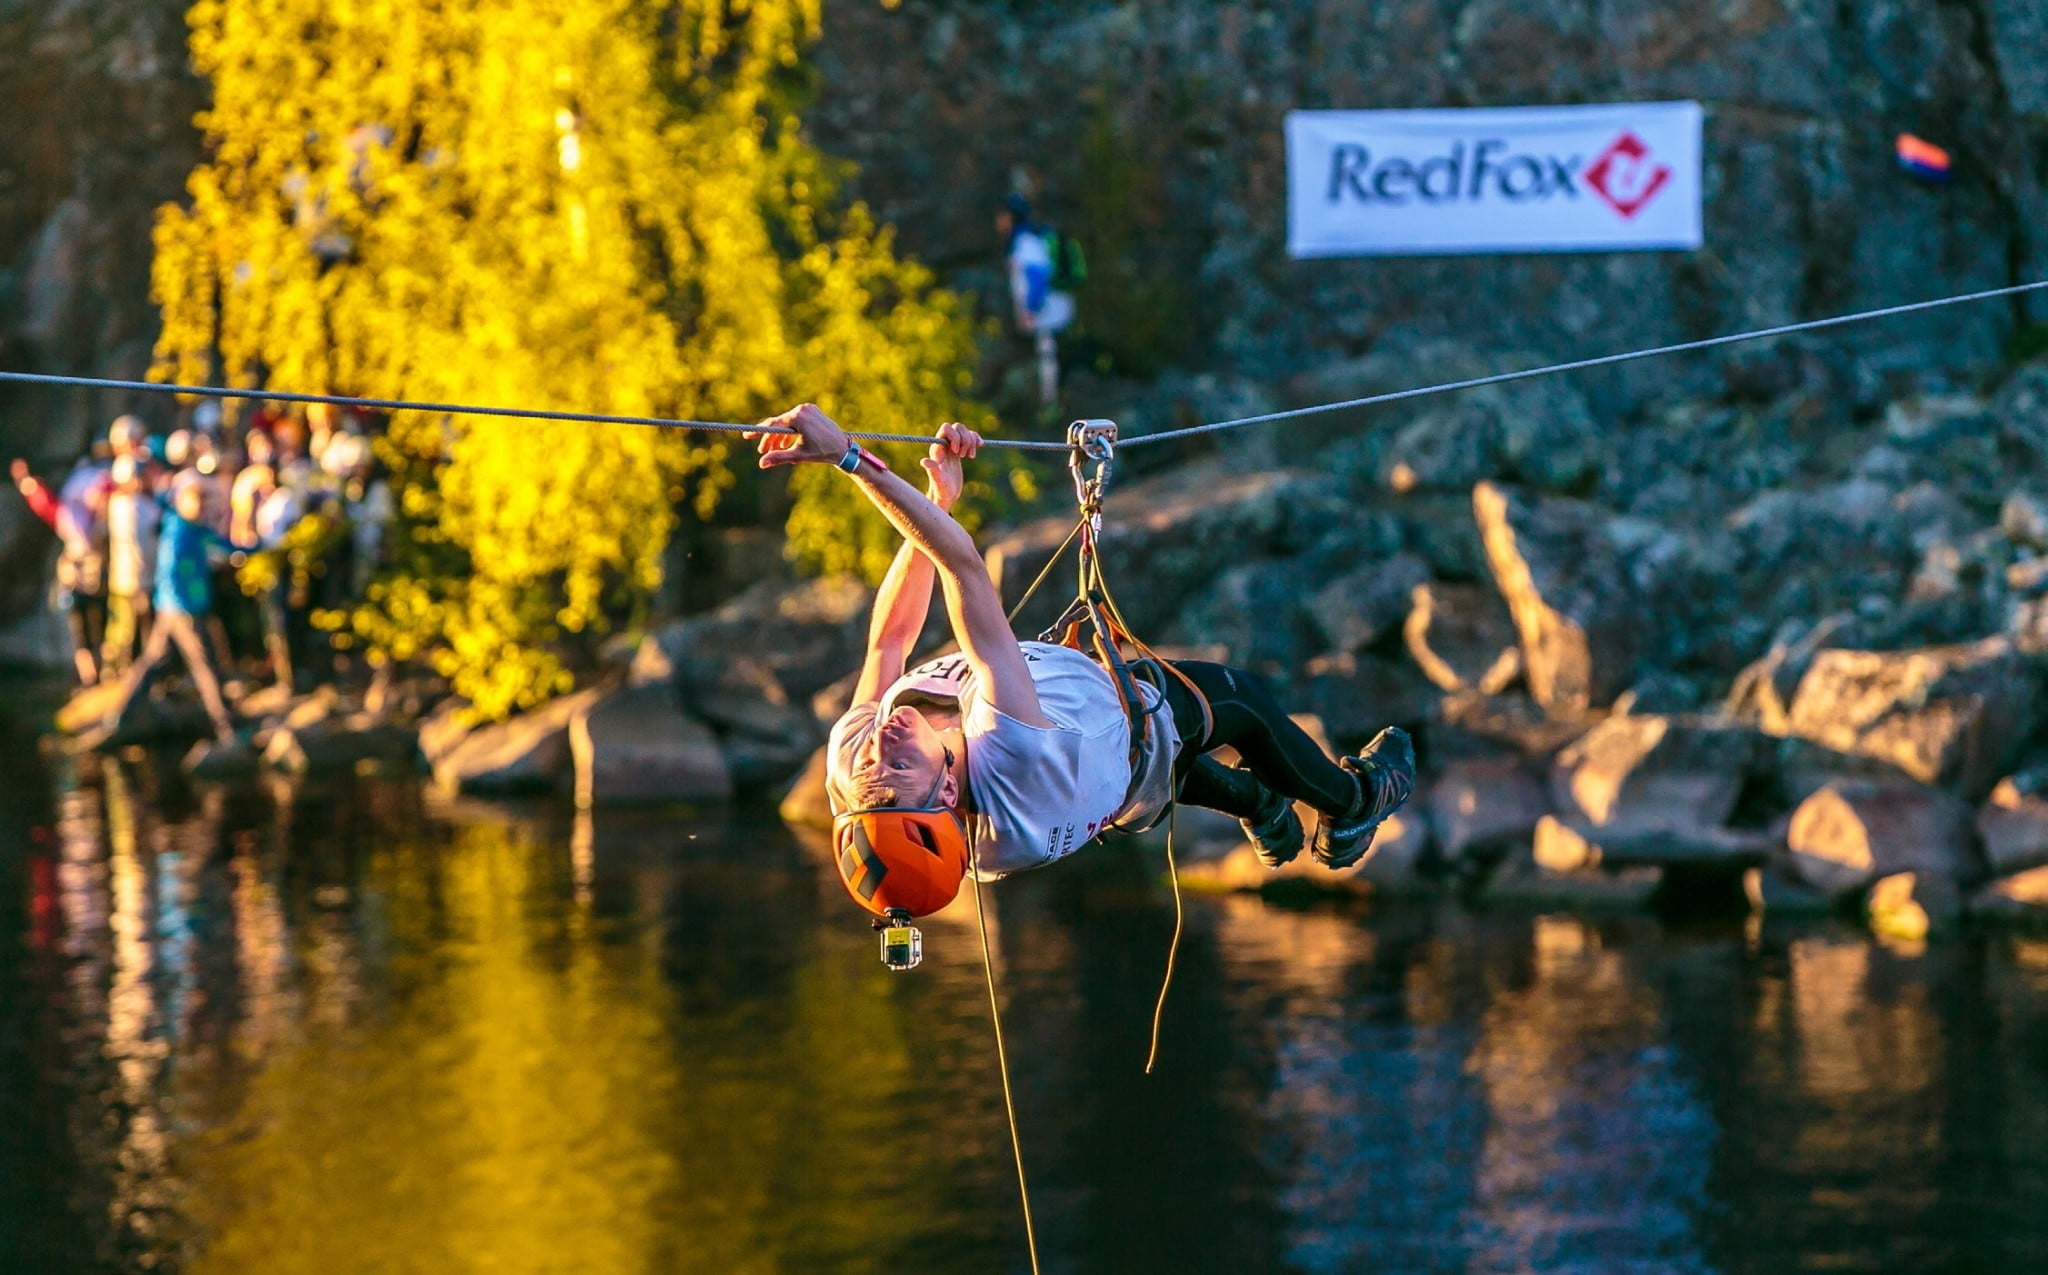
[2,728,2045,1273]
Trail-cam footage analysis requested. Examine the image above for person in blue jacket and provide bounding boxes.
[89,482,248,746]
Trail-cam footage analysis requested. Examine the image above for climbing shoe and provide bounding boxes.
[1312,726,1416,870]
[1240,784,1306,869]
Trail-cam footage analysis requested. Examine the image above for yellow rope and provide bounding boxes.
[1145,802,1183,1075]
[970,846,1042,1275]
[1085,559,1197,1075]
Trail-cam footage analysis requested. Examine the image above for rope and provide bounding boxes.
[1144,802,1182,1076]
[0,369,1072,451]
[1119,278,2048,447]
[969,840,1042,1275]
[1005,517,1086,626]
[6,282,2039,457]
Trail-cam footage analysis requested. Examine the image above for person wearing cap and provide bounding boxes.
[995,194,1077,406]
[101,453,160,676]
[751,404,1415,917]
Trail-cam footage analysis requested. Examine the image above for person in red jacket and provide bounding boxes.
[12,457,109,685]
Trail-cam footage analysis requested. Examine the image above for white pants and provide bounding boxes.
[1020,293,1075,404]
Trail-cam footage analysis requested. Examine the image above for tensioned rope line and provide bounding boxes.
[1118,278,2048,447]
[1,281,2041,454]
[0,370,1075,451]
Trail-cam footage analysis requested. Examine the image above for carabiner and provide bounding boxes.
[1067,418,1117,534]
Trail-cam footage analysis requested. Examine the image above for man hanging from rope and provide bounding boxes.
[750,404,1415,901]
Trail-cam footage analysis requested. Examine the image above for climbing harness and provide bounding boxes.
[1031,420,1213,805]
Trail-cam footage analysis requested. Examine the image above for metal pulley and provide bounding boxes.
[1067,418,1117,537]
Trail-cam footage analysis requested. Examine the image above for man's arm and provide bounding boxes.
[753,405,1049,727]
[850,421,984,705]
[853,542,936,706]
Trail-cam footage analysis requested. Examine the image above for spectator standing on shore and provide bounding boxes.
[251,466,308,691]
[88,482,247,747]
[10,454,110,685]
[996,193,1078,406]
[101,454,159,676]
[229,431,276,547]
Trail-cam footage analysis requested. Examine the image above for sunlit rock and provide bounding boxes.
[1402,579,1519,694]
[431,687,601,795]
[1785,780,1978,899]
[1969,864,2048,925]
[1977,775,2048,876]
[570,686,730,807]
[1548,714,1762,831]
[1781,637,2043,798]
[1866,871,1963,942]
[1474,482,1677,715]
[1533,814,1771,873]
[1425,756,1550,864]
[1311,551,1430,655]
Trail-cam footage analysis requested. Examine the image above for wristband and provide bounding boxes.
[835,440,865,473]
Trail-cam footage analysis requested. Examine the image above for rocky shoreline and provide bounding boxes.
[31,358,2048,939]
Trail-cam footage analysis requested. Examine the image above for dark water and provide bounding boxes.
[2,731,2046,1273]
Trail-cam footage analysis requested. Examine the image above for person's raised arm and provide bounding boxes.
[751,405,1049,727]
[10,460,59,530]
[850,422,983,705]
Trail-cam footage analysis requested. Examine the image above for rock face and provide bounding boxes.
[1295,651,1440,750]
[430,688,601,795]
[1785,781,1978,899]
[1533,815,1771,873]
[1311,552,1429,655]
[569,686,731,806]
[1866,870,1963,941]
[1425,757,1550,864]
[777,747,837,830]
[1978,777,2048,876]
[1548,715,1762,830]
[1970,864,2048,924]
[814,0,2041,427]
[1403,581,1519,694]
[983,461,1353,657]
[653,577,874,708]
[262,711,416,775]
[1780,639,2042,798]
[0,0,206,619]
[1474,483,1679,715]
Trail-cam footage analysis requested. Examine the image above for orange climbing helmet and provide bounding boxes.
[832,806,970,918]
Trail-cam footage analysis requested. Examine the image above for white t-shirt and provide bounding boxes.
[827,643,1178,878]
[1006,230,1075,334]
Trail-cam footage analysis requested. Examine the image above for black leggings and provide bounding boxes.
[1157,661,1358,821]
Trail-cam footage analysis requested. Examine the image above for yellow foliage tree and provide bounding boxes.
[151,0,987,718]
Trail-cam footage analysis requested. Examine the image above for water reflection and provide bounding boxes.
[1,738,2045,1273]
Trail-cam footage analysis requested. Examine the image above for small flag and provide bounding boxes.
[1896,133,1953,181]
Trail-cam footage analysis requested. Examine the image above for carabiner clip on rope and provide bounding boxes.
[1067,418,1117,547]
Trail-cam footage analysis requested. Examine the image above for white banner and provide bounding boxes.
[1286,102,1704,258]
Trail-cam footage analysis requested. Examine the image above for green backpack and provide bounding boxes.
[1043,228,1088,291]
